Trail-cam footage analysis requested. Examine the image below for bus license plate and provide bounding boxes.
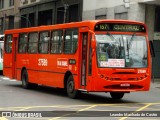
[120,83,130,87]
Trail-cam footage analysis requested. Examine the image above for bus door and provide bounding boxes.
[12,34,18,79]
[80,32,88,89]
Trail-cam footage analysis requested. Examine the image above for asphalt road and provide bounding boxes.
[0,75,160,120]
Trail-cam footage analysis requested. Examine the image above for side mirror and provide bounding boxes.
[149,40,155,57]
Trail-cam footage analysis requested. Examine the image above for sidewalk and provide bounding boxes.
[151,78,160,88]
[151,78,160,83]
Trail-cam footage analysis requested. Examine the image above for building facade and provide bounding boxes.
[0,0,83,33]
[83,0,160,41]
[2,0,159,40]
[82,0,160,79]
[19,0,82,27]
[0,0,160,40]
[0,0,19,34]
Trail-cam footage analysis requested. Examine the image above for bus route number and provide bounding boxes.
[38,59,48,66]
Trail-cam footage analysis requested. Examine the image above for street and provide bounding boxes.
[0,75,160,120]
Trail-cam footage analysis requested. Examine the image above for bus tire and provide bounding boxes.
[66,75,80,99]
[22,70,31,89]
[110,92,124,99]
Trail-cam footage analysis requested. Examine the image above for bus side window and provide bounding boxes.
[28,32,38,54]
[18,33,28,53]
[39,31,50,54]
[64,29,78,54]
[5,35,12,53]
[51,30,63,54]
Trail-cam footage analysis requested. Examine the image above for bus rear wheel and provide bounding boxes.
[110,92,124,99]
[22,70,30,89]
[66,75,80,99]
[22,70,37,89]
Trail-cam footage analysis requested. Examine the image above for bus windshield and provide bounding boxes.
[96,34,148,68]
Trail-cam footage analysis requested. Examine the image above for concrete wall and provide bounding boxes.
[82,0,146,22]
[82,0,154,40]
[14,0,21,28]
[83,0,124,10]
[20,0,40,7]
[145,5,155,40]
[82,0,124,20]
[0,0,14,18]
[128,3,146,22]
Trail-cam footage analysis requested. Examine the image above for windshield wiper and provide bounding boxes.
[107,32,116,41]
[128,32,136,49]
[126,32,136,63]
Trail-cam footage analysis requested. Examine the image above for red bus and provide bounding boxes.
[3,20,151,99]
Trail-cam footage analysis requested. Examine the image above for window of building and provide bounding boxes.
[38,10,52,26]
[64,29,78,54]
[31,0,36,2]
[20,14,28,28]
[39,31,50,54]
[69,4,79,22]
[18,33,28,53]
[28,32,38,53]
[0,18,4,32]
[95,15,106,20]
[9,0,14,6]
[29,13,35,27]
[95,8,107,20]
[57,4,79,24]
[115,12,128,20]
[8,16,14,29]
[155,7,160,32]
[23,0,28,4]
[51,30,63,54]
[57,7,64,24]
[0,0,4,9]
[5,35,12,53]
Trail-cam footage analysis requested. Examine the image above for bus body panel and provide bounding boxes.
[3,20,151,96]
[4,51,13,79]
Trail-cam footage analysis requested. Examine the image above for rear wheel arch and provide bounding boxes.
[64,71,72,89]
[21,67,37,89]
[21,67,27,81]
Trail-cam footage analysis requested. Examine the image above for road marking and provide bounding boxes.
[0,103,159,119]
[2,77,10,80]
[136,103,152,111]
[78,105,97,112]
[0,103,160,111]
[119,103,152,120]
[0,77,17,82]
[15,107,32,111]
[48,105,97,120]
[0,117,8,120]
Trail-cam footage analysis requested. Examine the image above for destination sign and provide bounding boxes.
[95,23,146,32]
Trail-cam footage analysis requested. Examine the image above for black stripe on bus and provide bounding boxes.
[16,68,78,76]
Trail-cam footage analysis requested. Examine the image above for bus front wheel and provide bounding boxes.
[66,75,80,99]
[110,92,124,99]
